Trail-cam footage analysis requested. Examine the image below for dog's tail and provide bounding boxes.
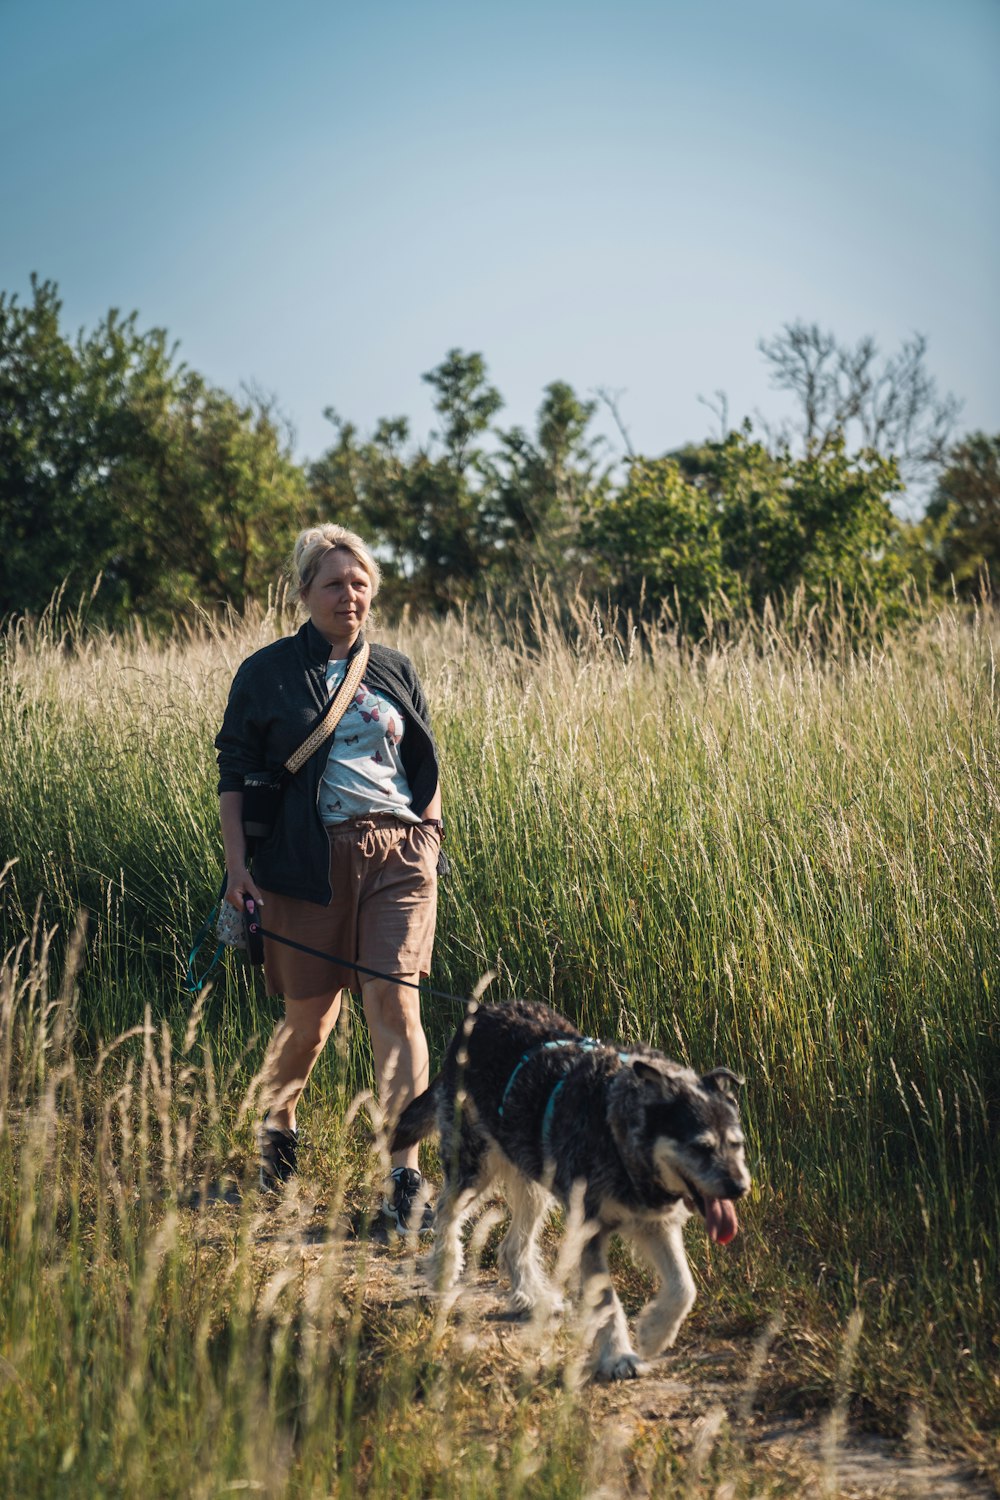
[390,1074,443,1153]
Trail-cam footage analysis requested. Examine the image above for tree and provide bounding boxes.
[0,277,306,624]
[395,350,505,607]
[757,321,960,480]
[116,377,307,619]
[485,381,608,584]
[0,276,174,618]
[307,409,413,608]
[924,432,1000,595]
[309,351,506,613]
[583,456,735,626]
[422,349,503,473]
[309,362,611,608]
[585,429,907,628]
[716,430,904,614]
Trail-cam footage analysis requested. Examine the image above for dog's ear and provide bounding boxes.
[630,1056,676,1089]
[702,1067,744,1096]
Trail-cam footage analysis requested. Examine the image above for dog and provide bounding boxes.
[391,999,752,1381]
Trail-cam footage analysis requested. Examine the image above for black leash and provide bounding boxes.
[255,922,476,1010]
[185,894,477,1010]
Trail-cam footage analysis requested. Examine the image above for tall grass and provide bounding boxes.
[0,591,997,1488]
[1,911,618,1497]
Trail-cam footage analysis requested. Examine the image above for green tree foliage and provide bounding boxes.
[583,454,733,626]
[586,429,906,627]
[4,278,980,634]
[0,276,169,618]
[306,410,409,600]
[308,351,503,612]
[0,277,306,624]
[924,432,1000,596]
[484,381,609,582]
[126,376,308,620]
[423,348,503,472]
[308,354,606,611]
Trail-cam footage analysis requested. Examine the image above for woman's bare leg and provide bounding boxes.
[262,989,344,1132]
[361,975,429,1171]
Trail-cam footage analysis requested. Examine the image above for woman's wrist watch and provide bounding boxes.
[420,817,445,839]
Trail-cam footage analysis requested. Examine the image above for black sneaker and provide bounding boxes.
[258,1112,298,1192]
[382,1166,434,1234]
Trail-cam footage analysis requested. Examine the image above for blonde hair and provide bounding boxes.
[292,525,382,600]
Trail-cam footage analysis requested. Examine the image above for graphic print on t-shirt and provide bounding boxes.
[318,665,418,824]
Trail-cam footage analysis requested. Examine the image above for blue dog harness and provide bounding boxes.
[497,1037,631,1159]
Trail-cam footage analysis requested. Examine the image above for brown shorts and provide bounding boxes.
[259,815,440,1000]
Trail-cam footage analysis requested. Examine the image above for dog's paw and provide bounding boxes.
[507,1287,564,1320]
[593,1353,648,1382]
[636,1306,683,1358]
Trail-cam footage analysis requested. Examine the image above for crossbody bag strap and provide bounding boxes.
[283,641,370,776]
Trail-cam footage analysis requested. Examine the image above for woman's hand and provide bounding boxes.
[225,867,264,912]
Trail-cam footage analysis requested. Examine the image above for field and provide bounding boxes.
[0,592,997,1496]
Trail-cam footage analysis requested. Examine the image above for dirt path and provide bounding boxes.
[245,1199,995,1500]
[380,1258,991,1499]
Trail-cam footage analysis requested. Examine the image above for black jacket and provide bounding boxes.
[215,622,441,903]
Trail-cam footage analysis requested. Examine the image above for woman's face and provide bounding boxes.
[302,547,372,651]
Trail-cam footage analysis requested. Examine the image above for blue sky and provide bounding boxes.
[2,0,998,481]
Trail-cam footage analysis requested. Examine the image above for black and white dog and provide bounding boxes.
[392,999,752,1380]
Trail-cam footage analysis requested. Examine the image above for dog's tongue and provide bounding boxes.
[704,1195,738,1246]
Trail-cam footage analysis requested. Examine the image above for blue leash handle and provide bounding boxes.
[185,873,228,994]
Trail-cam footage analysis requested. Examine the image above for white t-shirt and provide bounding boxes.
[318,660,419,824]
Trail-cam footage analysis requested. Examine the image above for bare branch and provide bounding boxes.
[697,389,730,442]
[758,320,961,478]
[594,386,635,458]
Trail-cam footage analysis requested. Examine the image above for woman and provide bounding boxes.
[215,524,444,1231]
